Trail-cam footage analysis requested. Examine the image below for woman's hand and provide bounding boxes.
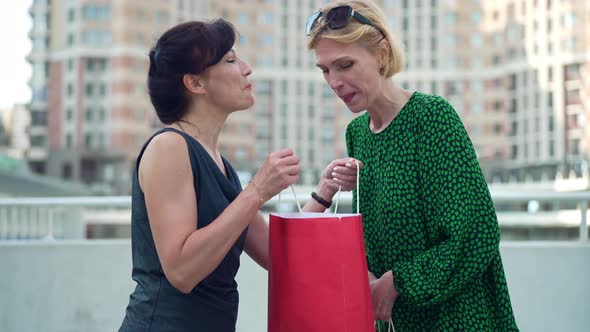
[251,148,300,203]
[370,271,399,321]
[316,158,364,199]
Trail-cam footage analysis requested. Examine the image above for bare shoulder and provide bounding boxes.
[145,131,187,156]
[139,131,192,190]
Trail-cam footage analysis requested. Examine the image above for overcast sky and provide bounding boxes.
[0,0,33,109]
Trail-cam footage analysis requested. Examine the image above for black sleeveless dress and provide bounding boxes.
[119,128,248,332]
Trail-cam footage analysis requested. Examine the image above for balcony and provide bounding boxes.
[1,192,589,332]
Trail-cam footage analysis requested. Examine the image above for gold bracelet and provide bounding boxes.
[249,180,265,203]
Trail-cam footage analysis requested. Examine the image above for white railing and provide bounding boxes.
[491,191,589,241]
[0,196,130,240]
[0,191,589,240]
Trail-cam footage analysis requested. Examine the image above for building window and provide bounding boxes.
[82,4,111,21]
[447,56,458,69]
[257,12,273,25]
[65,134,73,149]
[31,110,47,126]
[493,124,502,134]
[155,11,168,25]
[238,12,249,24]
[470,34,482,47]
[446,34,458,47]
[30,135,45,147]
[85,108,93,121]
[511,145,518,159]
[239,35,248,47]
[472,102,482,113]
[32,87,48,103]
[62,163,73,179]
[472,80,483,92]
[446,13,457,25]
[258,55,273,67]
[471,11,481,25]
[99,133,105,148]
[562,12,576,29]
[85,134,93,148]
[570,139,580,155]
[510,122,518,136]
[85,83,94,96]
[68,8,75,22]
[82,29,112,45]
[258,33,273,48]
[492,55,501,65]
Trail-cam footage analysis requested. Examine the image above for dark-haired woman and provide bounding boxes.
[118,19,361,332]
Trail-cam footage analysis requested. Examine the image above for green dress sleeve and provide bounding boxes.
[391,96,501,307]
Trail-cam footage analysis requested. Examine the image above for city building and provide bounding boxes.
[27,0,208,194]
[26,0,590,193]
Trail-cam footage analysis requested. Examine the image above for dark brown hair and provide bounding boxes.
[147,19,237,124]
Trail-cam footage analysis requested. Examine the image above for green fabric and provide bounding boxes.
[346,92,519,331]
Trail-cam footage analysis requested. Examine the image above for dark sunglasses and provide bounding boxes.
[306,5,384,37]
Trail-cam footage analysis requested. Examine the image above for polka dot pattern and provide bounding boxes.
[346,92,519,331]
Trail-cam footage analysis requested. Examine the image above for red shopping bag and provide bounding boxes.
[268,211,374,332]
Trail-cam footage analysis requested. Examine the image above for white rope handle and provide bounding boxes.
[280,159,360,214]
[290,185,302,213]
[333,160,361,214]
[277,185,303,213]
[332,185,342,214]
[375,318,395,332]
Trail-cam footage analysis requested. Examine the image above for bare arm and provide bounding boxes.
[244,213,270,270]
[141,133,298,293]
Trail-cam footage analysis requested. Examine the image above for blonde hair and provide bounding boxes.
[307,0,406,78]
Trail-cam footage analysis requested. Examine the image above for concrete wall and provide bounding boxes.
[0,240,588,332]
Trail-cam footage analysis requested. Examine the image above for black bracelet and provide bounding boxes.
[311,192,332,209]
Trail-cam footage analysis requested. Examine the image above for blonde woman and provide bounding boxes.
[306,1,519,330]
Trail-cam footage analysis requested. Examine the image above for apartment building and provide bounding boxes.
[27,0,210,193]
[380,0,588,186]
[27,0,589,193]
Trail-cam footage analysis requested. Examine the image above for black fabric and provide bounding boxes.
[119,127,247,332]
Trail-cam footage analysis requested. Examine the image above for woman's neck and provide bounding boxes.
[366,82,413,133]
[173,102,228,154]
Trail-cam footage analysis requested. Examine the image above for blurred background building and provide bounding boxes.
[23,0,590,194]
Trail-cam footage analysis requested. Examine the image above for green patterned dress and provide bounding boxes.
[346,92,519,331]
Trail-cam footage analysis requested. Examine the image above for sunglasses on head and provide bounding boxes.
[306,5,384,37]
